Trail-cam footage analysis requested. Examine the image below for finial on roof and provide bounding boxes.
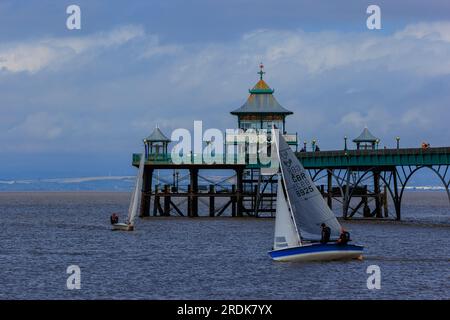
[258,62,265,80]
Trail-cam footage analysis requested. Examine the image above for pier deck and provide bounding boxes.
[132,147,450,220]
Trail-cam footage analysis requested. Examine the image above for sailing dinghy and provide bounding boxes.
[268,131,363,262]
[112,152,145,231]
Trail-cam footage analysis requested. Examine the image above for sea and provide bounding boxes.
[0,191,448,300]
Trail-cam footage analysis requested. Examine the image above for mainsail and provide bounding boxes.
[273,176,302,250]
[275,132,342,241]
[127,152,145,226]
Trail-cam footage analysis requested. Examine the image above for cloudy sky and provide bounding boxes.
[0,0,449,179]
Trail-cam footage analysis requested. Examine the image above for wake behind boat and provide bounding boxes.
[268,130,364,262]
[110,150,145,231]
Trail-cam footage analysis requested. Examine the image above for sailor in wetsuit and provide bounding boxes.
[320,223,331,244]
[337,229,351,245]
[110,213,119,225]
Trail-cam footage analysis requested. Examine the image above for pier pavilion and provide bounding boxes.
[353,127,379,150]
[230,63,297,146]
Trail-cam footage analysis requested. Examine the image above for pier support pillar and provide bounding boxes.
[383,185,389,218]
[140,167,153,217]
[231,185,237,217]
[190,168,199,217]
[373,171,382,218]
[153,184,161,216]
[236,168,244,217]
[363,185,371,217]
[163,184,171,216]
[209,185,215,217]
[187,184,192,217]
[327,170,333,209]
[392,168,401,220]
[253,185,258,217]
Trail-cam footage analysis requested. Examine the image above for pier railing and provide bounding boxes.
[133,147,450,168]
[297,147,450,168]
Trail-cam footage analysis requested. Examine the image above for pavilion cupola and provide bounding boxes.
[230,63,293,134]
[143,125,171,159]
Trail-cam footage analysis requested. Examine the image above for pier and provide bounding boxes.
[132,65,450,220]
[133,146,450,220]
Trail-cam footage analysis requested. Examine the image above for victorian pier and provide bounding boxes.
[133,65,450,220]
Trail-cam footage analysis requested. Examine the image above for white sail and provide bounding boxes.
[127,152,145,226]
[274,132,342,241]
[273,176,302,250]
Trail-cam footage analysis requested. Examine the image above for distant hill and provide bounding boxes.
[0,176,135,191]
[0,175,445,192]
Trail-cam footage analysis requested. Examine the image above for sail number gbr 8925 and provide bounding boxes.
[289,165,314,197]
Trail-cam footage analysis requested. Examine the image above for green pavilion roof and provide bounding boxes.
[230,66,293,116]
[144,127,171,142]
[353,127,379,143]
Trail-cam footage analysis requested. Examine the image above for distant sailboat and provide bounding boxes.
[268,131,364,262]
[112,152,145,231]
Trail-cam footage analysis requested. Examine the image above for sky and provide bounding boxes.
[0,0,449,179]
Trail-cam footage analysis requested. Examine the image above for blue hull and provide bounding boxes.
[269,243,364,262]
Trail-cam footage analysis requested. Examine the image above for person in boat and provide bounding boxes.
[337,229,351,245]
[110,213,119,225]
[320,223,331,244]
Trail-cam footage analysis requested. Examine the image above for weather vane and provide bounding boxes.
[258,62,265,80]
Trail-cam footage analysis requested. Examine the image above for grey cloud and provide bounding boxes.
[1,21,450,159]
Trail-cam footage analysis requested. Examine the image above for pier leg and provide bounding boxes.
[254,171,263,218]
[140,167,153,217]
[327,170,333,209]
[253,185,257,217]
[383,185,389,217]
[373,171,382,218]
[231,185,237,217]
[153,184,160,216]
[163,184,171,216]
[209,185,215,217]
[187,184,192,217]
[363,185,371,217]
[236,168,243,217]
[392,169,401,220]
[190,169,199,217]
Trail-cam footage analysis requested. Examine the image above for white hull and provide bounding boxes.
[111,223,134,231]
